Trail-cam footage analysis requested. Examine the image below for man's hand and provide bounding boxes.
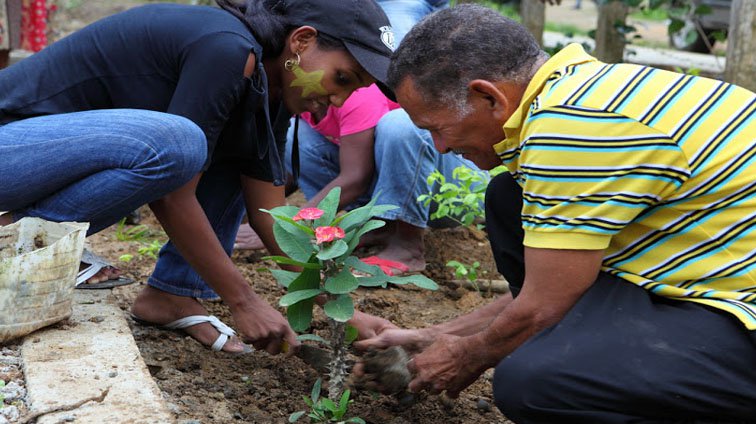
[230,294,299,355]
[353,326,437,353]
[349,310,399,341]
[407,333,490,398]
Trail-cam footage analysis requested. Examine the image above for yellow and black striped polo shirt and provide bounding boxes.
[494,44,756,329]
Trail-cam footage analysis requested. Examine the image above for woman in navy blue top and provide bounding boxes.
[0,0,395,354]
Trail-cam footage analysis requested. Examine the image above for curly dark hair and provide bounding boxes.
[387,4,547,114]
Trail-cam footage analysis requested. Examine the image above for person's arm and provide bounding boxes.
[240,175,290,260]
[407,247,604,397]
[352,291,515,352]
[304,128,376,208]
[149,175,298,354]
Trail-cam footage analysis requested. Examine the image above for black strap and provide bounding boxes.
[291,114,301,183]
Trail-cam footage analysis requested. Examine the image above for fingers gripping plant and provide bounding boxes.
[262,188,438,405]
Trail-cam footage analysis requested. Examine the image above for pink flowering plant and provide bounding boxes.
[262,187,438,403]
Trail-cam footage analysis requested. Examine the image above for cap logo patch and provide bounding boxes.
[379,26,395,51]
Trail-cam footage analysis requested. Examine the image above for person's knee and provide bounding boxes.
[148,114,207,184]
[374,109,431,156]
[492,349,559,422]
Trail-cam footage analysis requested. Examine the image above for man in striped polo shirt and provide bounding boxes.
[354,4,756,422]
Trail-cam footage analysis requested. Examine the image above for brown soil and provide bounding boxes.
[87,204,509,424]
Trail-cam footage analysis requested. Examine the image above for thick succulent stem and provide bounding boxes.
[327,318,347,401]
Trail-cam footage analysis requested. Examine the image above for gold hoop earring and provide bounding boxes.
[284,52,301,72]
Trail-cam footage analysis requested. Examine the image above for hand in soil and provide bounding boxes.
[230,295,299,355]
[407,333,486,398]
[350,346,413,395]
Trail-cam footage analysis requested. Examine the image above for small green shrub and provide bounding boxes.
[418,165,506,229]
[289,379,365,424]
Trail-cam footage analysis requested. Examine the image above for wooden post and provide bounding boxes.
[520,0,545,46]
[594,0,628,63]
[724,0,756,92]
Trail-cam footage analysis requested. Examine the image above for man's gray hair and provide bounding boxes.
[387,4,546,115]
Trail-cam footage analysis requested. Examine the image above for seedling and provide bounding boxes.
[418,165,506,229]
[447,260,480,283]
[114,218,166,261]
[263,187,438,403]
[289,378,365,424]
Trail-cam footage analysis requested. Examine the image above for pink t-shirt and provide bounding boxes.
[301,84,400,145]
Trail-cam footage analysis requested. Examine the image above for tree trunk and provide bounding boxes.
[724,0,755,91]
[594,0,628,63]
[520,0,545,46]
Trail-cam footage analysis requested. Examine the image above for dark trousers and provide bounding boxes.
[485,173,756,424]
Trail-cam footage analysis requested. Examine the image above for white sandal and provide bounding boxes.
[131,313,253,353]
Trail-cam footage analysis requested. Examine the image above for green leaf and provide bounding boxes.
[288,411,305,423]
[668,18,685,35]
[262,209,315,236]
[344,219,386,253]
[315,187,341,227]
[344,324,359,344]
[271,223,314,263]
[323,294,354,322]
[296,334,328,344]
[321,398,338,413]
[316,239,349,260]
[287,298,314,332]
[386,274,439,290]
[338,390,351,415]
[288,263,321,291]
[333,196,396,233]
[345,419,366,424]
[263,255,320,269]
[333,197,379,231]
[356,275,390,288]
[324,268,359,294]
[270,269,300,288]
[311,378,322,403]
[268,205,300,217]
[280,289,323,307]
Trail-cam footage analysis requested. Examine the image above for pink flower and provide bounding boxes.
[315,226,345,244]
[293,207,324,221]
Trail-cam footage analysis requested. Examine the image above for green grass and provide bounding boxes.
[544,22,589,37]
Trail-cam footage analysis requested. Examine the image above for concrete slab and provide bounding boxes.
[21,290,173,424]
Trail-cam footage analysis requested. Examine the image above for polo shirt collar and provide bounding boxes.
[493,43,597,156]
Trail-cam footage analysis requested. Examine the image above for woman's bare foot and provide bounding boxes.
[370,221,426,274]
[78,263,124,285]
[131,286,249,353]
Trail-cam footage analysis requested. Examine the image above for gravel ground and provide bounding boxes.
[0,345,27,423]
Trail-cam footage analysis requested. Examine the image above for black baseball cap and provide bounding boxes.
[283,0,397,100]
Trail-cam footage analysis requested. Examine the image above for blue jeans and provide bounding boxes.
[148,164,247,298]
[286,109,484,229]
[377,0,449,44]
[0,109,207,235]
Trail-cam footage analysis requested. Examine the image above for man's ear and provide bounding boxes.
[288,26,318,54]
[468,79,510,122]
